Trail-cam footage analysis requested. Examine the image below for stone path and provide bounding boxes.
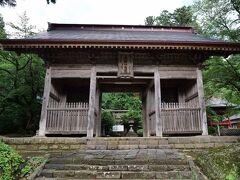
[36,148,196,179]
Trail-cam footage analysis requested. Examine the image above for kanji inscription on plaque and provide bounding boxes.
[118,52,133,78]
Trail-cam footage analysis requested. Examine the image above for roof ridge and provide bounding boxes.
[47,22,196,33]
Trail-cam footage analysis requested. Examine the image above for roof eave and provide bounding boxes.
[1,39,240,54]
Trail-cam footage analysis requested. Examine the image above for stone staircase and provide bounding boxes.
[36,149,195,179]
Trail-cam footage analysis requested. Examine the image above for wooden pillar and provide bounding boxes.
[95,87,102,137]
[154,67,162,137]
[145,89,151,137]
[87,65,97,138]
[39,67,51,136]
[197,68,208,135]
[142,93,147,137]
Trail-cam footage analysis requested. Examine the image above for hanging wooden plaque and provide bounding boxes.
[118,52,134,78]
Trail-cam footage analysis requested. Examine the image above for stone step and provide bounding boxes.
[49,157,188,165]
[40,169,192,179]
[36,178,191,180]
[45,163,190,171]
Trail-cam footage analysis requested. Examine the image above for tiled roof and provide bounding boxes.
[1,23,240,54]
[27,23,223,43]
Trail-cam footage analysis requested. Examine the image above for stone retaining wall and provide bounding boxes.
[1,136,239,157]
[0,137,87,157]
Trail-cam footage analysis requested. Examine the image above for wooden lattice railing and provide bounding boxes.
[149,102,202,135]
[161,103,201,134]
[46,102,89,134]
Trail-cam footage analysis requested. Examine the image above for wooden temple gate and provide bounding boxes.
[38,63,207,137]
[1,23,239,137]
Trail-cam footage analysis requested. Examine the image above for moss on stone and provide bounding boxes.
[195,144,240,180]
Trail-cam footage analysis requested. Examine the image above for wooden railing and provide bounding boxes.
[46,102,89,134]
[161,103,201,134]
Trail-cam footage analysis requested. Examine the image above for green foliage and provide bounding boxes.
[121,109,142,132]
[136,129,143,137]
[0,141,47,179]
[0,14,7,39]
[145,6,200,29]
[8,11,37,39]
[196,144,240,180]
[193,0,240,41]
[20,156,47,177]
[203,55,240,105]
[0,14,45,135]
[145,16,155,26]
[101,93,142,135]
[101,111,115,134]
[0,0,16,7]
[0,52,45,134]
[0,141,23,180]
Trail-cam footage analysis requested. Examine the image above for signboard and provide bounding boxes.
[112,125,124,132]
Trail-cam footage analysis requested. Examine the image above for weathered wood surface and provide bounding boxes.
[161,102,201,134]
[159,70,197,79]
[46,102,89,134]
[197,68,208,135]
[39,67,51,136]
[51,69,91,78]
[154,68,162,136]
[149,102,202,135]
[87,66,97,138]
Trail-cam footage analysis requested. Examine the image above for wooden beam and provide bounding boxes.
[154,67,162,137]
[50,92,60,102]
[39,67,51,136]
[185,92,198,102]
[197,68,208,135]
[87,65,97,138]
[159,70,197,79]
[51,69,91,78]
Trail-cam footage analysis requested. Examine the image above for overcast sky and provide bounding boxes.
[0,0,193,31]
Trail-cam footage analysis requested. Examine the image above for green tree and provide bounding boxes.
[0,12,45,135]
[172,6,195,26]
[203,55,240,104]
[0,14,7,39]
[155,10,173,26]
[145,6,199,28]
[193,0,240,105]
[8,11,37,38]
[0,0,16,7]
[145,16,155,26]
[193,0,240,41]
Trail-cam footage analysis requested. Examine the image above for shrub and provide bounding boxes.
[20,156,47,178]
[196,144,240,180]
[136,129,143,137]
[0,141,23,180]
